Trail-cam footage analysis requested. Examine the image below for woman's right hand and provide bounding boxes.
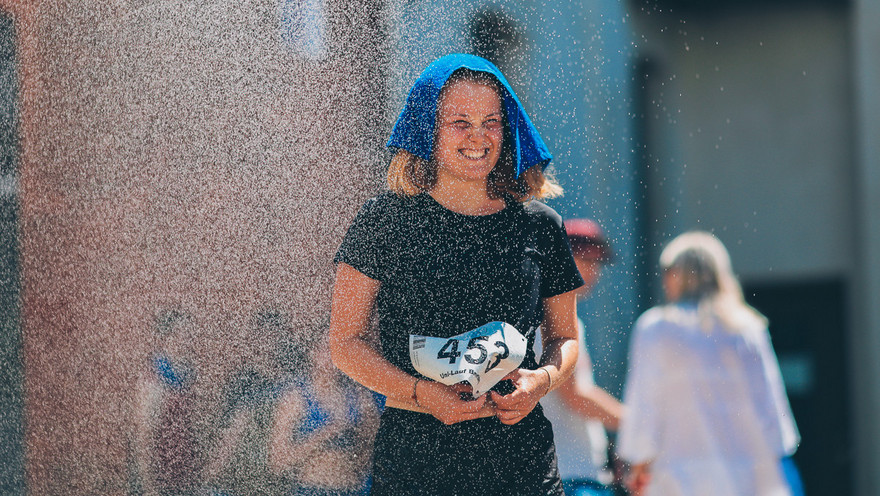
[626,462,652,496]
[416,380,495,425]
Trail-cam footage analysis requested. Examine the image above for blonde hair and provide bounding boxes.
[386,68,562,202]
[659,231,767,333]
[387,150,562,201]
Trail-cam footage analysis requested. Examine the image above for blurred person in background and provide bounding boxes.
[540,219,623,496]
[132,309,201,496]
[268,318,381,496]
[617,231,802,496]
[203,309,294,496]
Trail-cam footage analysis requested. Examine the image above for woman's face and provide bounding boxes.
[433,79,504,187]
[663,267,685,302]
[574,255,603,298]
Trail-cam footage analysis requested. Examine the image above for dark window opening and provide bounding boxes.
[744,278,852,496]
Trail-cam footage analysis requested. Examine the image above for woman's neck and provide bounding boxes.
[428,181,506,216]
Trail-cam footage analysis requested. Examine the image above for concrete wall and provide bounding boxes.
[10,0,386,492]
[631,5,854,282]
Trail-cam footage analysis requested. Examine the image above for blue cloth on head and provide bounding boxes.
[387,53,552,178]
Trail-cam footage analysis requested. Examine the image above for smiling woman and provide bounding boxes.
[385,63,561,204]
[432,78,505,201]
[329,54,585,496]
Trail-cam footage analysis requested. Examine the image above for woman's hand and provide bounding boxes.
[626,462,652,496]
[492,288,577,427]
[416,380,495,425]
[489,368,551,425]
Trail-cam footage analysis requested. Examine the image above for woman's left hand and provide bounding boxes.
[489,367,551,425]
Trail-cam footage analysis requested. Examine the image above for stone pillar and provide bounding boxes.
[14,0,387,492]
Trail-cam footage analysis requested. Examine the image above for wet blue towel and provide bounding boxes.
[387,54,552,178]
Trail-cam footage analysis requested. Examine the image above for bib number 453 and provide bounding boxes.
[437,336,510,373]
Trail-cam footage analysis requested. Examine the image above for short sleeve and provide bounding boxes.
[333,196,389,281]
[527,202,584,298]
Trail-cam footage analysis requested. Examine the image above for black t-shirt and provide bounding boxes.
[334,192,583,377]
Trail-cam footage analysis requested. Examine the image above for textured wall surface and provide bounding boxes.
[13,1,387,492]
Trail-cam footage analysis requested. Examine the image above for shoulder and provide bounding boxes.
[522,200,564,230]
[358,191,408,214]
[632,306,692,343]
[350,192,416,225]
[738,321,774,352]
[633,306,668,331]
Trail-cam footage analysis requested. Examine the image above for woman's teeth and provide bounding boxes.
[460,148,488,159]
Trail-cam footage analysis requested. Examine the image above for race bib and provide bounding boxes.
[409,321,527,396]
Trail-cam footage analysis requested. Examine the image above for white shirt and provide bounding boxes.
[539,319,612,484]
[618,304,800,496]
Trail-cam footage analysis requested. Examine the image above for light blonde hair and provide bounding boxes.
[387,150,561,201]
[659,231,767,333]
[386,68,563,202]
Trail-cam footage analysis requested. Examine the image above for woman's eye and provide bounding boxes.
[453,121,471,130]
[484,119,502,131]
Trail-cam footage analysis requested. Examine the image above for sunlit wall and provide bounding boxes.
[10,0,386,493]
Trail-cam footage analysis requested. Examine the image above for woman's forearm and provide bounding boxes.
[537,336,578,393]
[558,379,623,431]
[537,290,580,392]
[330,333,418,403]
[330,264,498,424]
[329,263,417,402]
